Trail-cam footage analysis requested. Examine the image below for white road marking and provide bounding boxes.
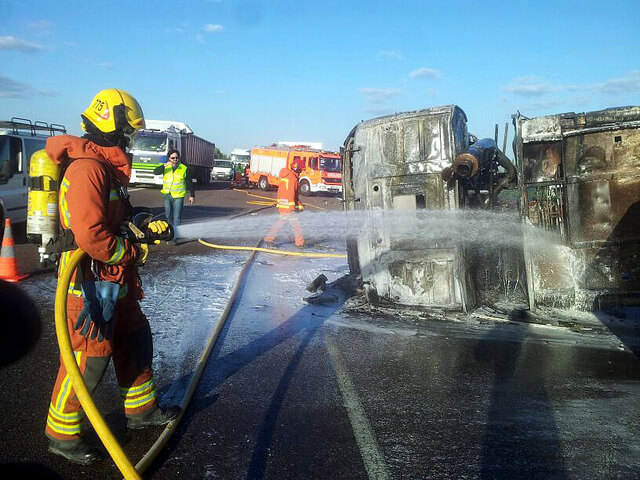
[324,330,390,480]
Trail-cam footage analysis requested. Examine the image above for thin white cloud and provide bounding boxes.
[0,75,57,98]
[594,70,640,95]
[166,27,185,34]
[0,35,47,53]
[504,71,640,99]
[359,87,402,103]
[503,83,554,97]
[204,24,224,33]
[27,20,54,32]
[520,99,568,111]
[378,50,404,61]
[365,107,396,116]
[0,76,31,98]
[409,67,441,79]
[512,75,540,84]
[97,62,114,69]
[196,33,206,44]
[518,94,594,113]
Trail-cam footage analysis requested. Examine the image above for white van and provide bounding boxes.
[211,159,235,180]
[0,118,66,232]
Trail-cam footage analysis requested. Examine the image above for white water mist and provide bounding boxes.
[176,209,532,249]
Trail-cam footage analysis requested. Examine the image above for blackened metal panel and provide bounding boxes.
[517,106,640,310]
[345,106,472,310]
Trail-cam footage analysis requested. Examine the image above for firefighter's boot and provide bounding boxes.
[127,406,179,430]
[48,438,104,465]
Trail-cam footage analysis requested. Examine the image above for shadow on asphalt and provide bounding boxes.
[593,310,640,358]
[147,275,347,479]
[587,200,640,358]
[474,321,568,479]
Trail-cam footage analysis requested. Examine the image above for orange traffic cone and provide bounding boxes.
[0,218,28,282]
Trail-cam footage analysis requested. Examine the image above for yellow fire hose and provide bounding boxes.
[134,242,260,473]
[233,188,327,211]
[54,208,343,477]
[232,188,276,202]
[55,248,141,479]
[56,240,263,478]
[198,239,347,258]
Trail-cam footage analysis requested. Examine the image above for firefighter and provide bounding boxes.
[263,161,305,248]
[44,89,176,464]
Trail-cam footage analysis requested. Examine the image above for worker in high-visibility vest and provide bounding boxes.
[153,148,195,228]
[264,162,305,248]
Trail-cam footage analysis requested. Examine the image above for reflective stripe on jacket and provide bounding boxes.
[161,164,188,198]
[276,167,303,214]
[45,135,141,295]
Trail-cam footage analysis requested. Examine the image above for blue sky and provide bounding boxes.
[1,0,639,155]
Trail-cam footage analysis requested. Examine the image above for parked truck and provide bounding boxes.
[129,120,215,186]
[230,148,251,167]
[249,145,342,195]
[0,117,66,236]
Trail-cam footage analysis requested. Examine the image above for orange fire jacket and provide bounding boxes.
[46,135,141,296]
[276,167,304,214]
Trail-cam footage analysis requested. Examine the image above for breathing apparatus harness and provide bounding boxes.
[27,147,174,344]
[28,145,173,268]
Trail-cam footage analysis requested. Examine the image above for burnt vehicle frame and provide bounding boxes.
[514,106,640,312]
[343,106,487,311]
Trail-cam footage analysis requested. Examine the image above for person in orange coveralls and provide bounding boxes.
[44,89,177,465]
[263,161,305,248]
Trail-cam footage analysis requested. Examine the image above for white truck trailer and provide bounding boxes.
[129,120,216,186]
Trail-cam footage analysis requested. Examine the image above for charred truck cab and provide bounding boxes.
[514,106,640,311]
[342,105,475,310]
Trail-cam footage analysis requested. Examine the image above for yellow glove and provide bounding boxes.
[148,220,170,244]
[135,243,149,265]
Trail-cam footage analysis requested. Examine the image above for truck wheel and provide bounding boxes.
[259,176,269,191]
[299,180,311,196]
[196,168,208,185]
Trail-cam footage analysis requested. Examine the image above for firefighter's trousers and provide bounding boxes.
[264,213,305,247]
[45,294,159,441]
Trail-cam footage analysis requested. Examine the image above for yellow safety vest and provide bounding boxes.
[161,163,187,198]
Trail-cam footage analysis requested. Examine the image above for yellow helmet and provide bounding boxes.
[81,88,145,138]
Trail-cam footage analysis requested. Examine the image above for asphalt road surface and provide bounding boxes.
[1,181,639,479]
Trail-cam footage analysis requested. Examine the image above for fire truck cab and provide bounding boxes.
[249,145,342,195]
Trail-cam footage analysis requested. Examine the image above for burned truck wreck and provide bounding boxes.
[515,106,640,311]
[343,104,640,316]
[342,105,519,312]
